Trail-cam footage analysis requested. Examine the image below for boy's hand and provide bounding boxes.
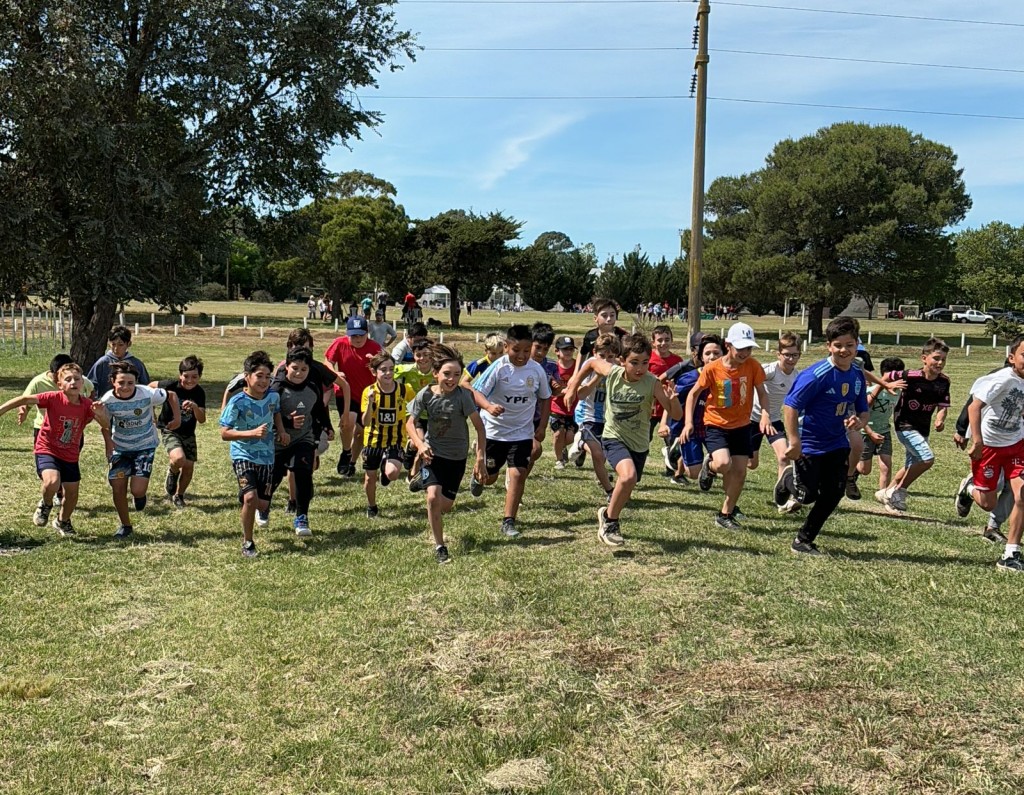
[253,423,269,439]
[867,430,885,444]
[419,443,434,464]
[680,423,694,443]
[759,414,773,435]
[181,399,195,413]
[843,415,860,431]
[534,427,546,444]
[884,378,907,394]
[291,410,305,429]
[657,424,670,439]
[366,391,376,411]
[934,419,945,433]
[967,437,983,461]
[953,432,967,450]
[486,403,504,417]
[16,406,27,425]
[326,429,335,441]
[784,440,802,461]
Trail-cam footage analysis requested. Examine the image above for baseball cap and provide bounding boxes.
[346,316,368,336]
[555,335,575,350]
[689,331,706,349]
[725,322,757,349]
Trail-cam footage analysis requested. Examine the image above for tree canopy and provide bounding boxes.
[518,232,597,311]
[0,0,414,366]
[954,222,1024,310]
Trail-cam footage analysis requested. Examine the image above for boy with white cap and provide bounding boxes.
[682,322,772,530]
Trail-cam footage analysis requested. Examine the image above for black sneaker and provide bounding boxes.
[996,551,1024,572]
[165,467,179,497]
[715,512,741,531]
[436,544,451,564]
[409,467,429,493]
[983,526,1008,544]
[336,449,352,476]
[774,465,793,507]
[572,445,587,468]
[285,499,297,515]
[366,505,379,519]
[955,475,973,518]
[698,454,715,492]
[670,475,688,486]
[133,495,147,511]
[114,524,134,539]
[171,495,186,510]
[500,518,520,538]
[52,517,75,537]
[845,477,861,500]
[241,540,258,558]
[469,475,483,498]
[730,506,746,523]
[791,538,822,556]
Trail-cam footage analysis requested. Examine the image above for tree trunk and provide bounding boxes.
[449,282,461,328]
[807,302,824,338]
[70,295,117,372]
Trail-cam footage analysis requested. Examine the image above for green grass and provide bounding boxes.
[1,319,1023,794]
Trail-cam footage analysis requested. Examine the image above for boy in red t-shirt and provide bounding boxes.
[323,316,381,476]
[549,335,578,469]
[648,325,682,442]
[682,323,771,530]
[0,363,110,535]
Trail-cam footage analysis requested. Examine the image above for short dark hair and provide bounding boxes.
[506,324,532,343]
[1010,334,1024,356]
[652,325,673,340]
[287,328,314,350]
[49,353,74,375]
[407,322,428,338]
[879,356,905,373]
[530,322,555,345]
[697,334,725,362]
[368,351,393,371]
[620,333,652,358]
[243,350,273,374]
[109,360,139,382]
[285,348,313,366]
[108,325,132,344]
[922,336,949,355]
[179,355,204,376]
[411,338,433,353]
[825,316,859,342]
[431,343,464,372]
[592,298,618,318]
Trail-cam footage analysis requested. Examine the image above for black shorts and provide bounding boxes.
[362,445,403,470]
[750,419,786,451]
[601,438,648,482]
[423,455,467,501]
[34,454,81,484]
[274,442,316,474]
[549,414,577,433]
[485,438,533,475]
[705,425,752,457]
[232,460,274,504]
[335,395,365,426]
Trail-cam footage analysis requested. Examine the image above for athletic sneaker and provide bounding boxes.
[554,460,566,471]
[255,509,270,527]
[873,489,887,504]
[52,517,74,537]
[469,475,483,498]
[730,506,746,523]
[791,538,822,556]
[165,467,179,497]
[600,518,625,547]
[777,497,801,514]
[883,487,907,513]
[661,445,672,471]
[996,551,1024,572]
[133,495,147,511]
[409,467,429,493]
[53,490,62,507]
[500,518,520,538]
[285,499,297,515]
[294,514,311,537]
[241,540,258,558]
[32,501,52,527]
[845,477,861,500]
[983,526,1008,544]
[698,454,715,492]
[773,466,793,507]
[114,524,134,539]
[436,544,451,564]
[171,495,186,510]
[570,440,587,468]
[954,475,973,518]
[366,505,379,519]
[336,449,353,476]
[670,475,688,487]
[715,512,741,531]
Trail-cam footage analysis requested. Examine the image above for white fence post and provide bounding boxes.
[174,324,179,336]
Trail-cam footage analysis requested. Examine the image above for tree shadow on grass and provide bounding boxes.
[0,535,45,554]
[458,533,576,555]
[828,548,989,568]
[642,535,765,557]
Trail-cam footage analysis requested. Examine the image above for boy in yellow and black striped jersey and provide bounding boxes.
[362,352,415,518]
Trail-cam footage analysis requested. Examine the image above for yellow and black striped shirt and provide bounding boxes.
[362,383,414,449]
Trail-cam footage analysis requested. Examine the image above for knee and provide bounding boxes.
[241,490,258,507]
[921,458,935,471]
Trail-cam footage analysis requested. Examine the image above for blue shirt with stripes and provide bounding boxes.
[100,384,167,452]
[784,357,868,456]
[220,391,281,465]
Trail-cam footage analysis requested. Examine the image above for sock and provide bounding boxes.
[1004,544,1019,559]
[966,484,975,497]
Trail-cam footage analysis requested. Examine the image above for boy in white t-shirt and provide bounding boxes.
[469,324,552,539]
[748,331,802,480]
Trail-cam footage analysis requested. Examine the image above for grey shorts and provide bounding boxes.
[860,432,892,460]
[162,432,198,462]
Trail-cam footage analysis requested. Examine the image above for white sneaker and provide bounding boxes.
[554,460,565,470]
[890,487,908,511]
[777,497,801,514]
[874,489,887,504]
[881,487,904,514]
[255,509,270,527]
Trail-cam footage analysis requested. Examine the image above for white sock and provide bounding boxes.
[1004,543,1019,559]
[967,484,975,497]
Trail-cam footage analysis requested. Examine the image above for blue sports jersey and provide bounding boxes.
[574,373,607,424]
[220,391,280,465]
[100,384,166,452]
[784,357,868,455]
[668,368,708,439]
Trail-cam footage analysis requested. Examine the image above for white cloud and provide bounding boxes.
[477,114,581,190]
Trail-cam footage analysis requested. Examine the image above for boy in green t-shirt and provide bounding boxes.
[856,356,904,502]
[565,333,681,547]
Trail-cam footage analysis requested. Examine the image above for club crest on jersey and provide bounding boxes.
[134,408,143,416]
[984,466,996,479]
[526,377,535,389]
[841,384,849,397]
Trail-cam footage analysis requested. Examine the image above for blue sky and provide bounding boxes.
[328,0,1024,265]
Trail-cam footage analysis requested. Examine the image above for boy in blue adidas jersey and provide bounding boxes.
[99,360,179,539]
[774,316,870,555]
[220,351,286,558]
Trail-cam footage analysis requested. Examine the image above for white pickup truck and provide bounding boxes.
[952,309,993,324]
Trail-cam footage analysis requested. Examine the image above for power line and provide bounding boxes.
[708,96,1024,121]
[362,94,689,99]
[425,46,686,51]
[712,2,1024,28]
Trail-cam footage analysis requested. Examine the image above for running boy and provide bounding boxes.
[773,316,870,555]
[661,334,723,486]
[406,344,487,564]
[462,333,505,384]
[86,325,150,397]
[881,337,951,513]
[362,352,415,519]
[566,333,681,546]
[649,325,682,441]
[0,363,110,535]
[748,331,802,478]
[100,361,178,539]
[470,324,552,539]
[574,298,628,377]
[220,351,284,557]
[682,322,772,530]
[549,335,578,468]
[154,355,206,509]
[855,356,904,505]
[566,333,620,498]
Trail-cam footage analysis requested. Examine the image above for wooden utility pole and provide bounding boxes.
[687,0,710,337]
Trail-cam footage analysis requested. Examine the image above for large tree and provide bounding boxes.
[704,123,971,334]
[519,232,596,311]
[409,210,522,327]
[0,1,414,366]
[955,222,1024,310]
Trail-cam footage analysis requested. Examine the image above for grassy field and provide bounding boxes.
[1,312,1023,794]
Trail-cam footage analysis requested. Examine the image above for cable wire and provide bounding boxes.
[708,96,1024,121]
[712,2,1024,28]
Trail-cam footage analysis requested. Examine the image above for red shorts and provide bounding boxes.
[971,438,1024,492]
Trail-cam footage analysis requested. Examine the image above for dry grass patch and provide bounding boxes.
[482,757,551,792]
[0,675,56,700]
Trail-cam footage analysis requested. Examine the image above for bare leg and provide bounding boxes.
[721,455,749,515]
[425,486,454,546]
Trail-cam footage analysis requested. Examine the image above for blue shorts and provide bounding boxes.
[35,454,81,484]
[580,421,605,445]
[681,437,705,468]
[895,428,934,467]
[108,448,156,481]
[601,438,648,482]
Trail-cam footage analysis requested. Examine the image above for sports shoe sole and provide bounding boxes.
[954,475,973,518]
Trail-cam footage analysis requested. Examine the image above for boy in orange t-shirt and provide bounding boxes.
[682,322,772,530]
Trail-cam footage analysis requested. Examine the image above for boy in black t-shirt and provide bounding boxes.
[574,298,628,376]
[153,355,207,509]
